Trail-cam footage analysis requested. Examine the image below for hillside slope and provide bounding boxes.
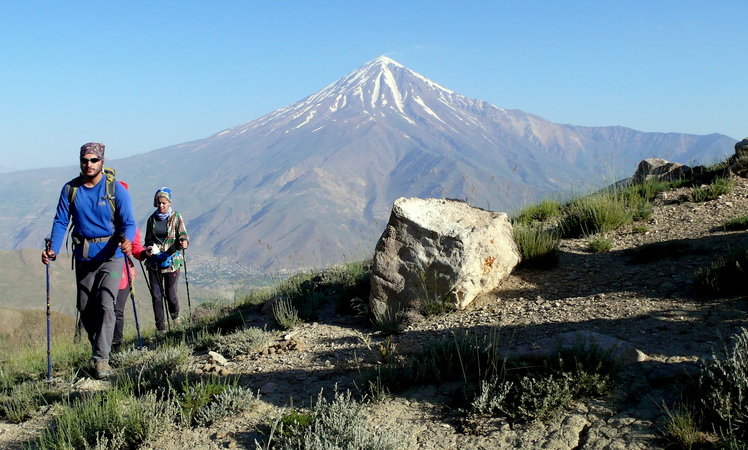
[1,176,747,449]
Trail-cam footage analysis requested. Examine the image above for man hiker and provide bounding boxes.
[41,142,136,379]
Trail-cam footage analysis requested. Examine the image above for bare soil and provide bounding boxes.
[2,179,748,449]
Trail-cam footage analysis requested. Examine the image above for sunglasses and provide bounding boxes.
[80,157,101,164]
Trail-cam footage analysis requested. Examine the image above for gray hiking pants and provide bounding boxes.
[75,258,121,362]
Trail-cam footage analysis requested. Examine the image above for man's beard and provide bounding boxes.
[83,165,103,179]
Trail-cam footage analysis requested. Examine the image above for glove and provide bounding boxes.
[146,244,161,257]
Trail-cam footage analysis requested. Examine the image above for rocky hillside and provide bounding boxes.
[1,176,747,449]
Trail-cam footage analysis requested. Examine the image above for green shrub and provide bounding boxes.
[559,194,632,238]
[696,328,748,440]
[179,377,227,425]
[120,345,191,395]
[660,402,709,449]
[723,215,748,232]
[367,330,501,397]
[586,234,613,253]
[512,200,562,225]
[209,327,275,358]
[36,389,180,450]
[693,247,748,296]
[414,270,457,316]
[370,303,404,335]
[272,296,303,330]
[619,177,674,203]
[690,176,734,203]
[513,223,560,268]
[470,334,621,423]
[191,385,258,427]
[263,390,401,450]
[0,380,48,423]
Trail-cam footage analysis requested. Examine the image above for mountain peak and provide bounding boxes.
[364,55,403,68]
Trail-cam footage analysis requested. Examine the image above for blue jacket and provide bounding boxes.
[49,176,136,262]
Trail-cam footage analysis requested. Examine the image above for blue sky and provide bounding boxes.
[1,1,745,171]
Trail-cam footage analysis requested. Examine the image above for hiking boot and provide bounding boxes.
[172,316,182,327]
[157,328,167,335]
[111,342,121,354]
[94,360,112,379]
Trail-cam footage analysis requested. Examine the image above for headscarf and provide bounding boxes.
[154,187,173,220]
[153,187,172,207]
[80,142,105,159]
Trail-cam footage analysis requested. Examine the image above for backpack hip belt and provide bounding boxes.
[72,235,113,260]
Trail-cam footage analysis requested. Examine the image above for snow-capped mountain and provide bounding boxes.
[0,56,734,269]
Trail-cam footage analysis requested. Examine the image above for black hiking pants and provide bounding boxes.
[148,269,180,331]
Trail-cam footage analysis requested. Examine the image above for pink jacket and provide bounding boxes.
[119,227,145,290]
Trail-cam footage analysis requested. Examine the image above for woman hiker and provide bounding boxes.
[144,187,190,333]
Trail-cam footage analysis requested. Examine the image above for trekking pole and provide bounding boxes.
[44,238,52,381]
[181,247,192,322]
[153,269,171,332]
[139,259,152,293]
[124,256,143,350]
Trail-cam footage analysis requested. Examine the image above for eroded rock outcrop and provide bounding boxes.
[369,197,520,314]
[631,158,691,184]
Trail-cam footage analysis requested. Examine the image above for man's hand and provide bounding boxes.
[119,238,132,256]
[179,237,189,250]
[41,249,56,265]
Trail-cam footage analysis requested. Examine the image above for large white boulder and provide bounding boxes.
[370,197,520,314]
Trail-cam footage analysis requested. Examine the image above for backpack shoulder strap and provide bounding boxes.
[65,176,83,212]
[102,167,117,213]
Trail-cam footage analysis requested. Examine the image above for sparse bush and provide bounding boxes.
[696,328,748,441]
[559,194,632,238]
[272,296,303,330]
[262,390,401,450]
[414,270,457,316]
[512,200,562,225]
[469,335,621,423]
[275,408,316,438]
[586,234,613,253]
[124,345,191,394]
[625,195,654,221]
[332,260,372,315]
[690,176,734,203]
[693,247,748,296]
[0,380,48,423]
[632,226,649,234]
[192,385,258,427]
[408,330,491,386]
[513,223,560,268]
[619,176,676,203]
[723,215,748,232]
[210,327,275,358]
[370,303,404,335]
[179,377,228,425]
[36,389,181,450]
[660,402,709,449]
